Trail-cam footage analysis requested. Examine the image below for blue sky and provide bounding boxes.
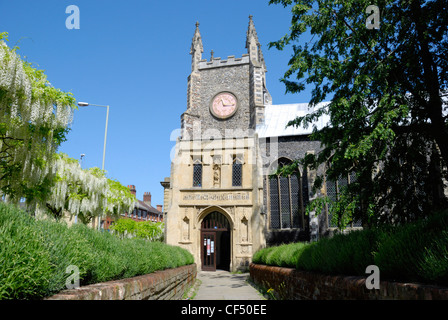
[0,0,313,208]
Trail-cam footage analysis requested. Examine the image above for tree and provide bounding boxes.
[134,221,164,241]
[0,33,135,222]
[105,178,137,219]
[109,217,136,238]
[0,33,76,204]
[269,0,448,227]
[40,153,136,224]
[40,153,107,222]
[110,218,164,241]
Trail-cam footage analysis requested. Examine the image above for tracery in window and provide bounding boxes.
[267,158,305,230]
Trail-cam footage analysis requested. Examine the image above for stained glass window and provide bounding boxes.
[326,172,362,228]
[267,158,305,230]
[269,177,280,229]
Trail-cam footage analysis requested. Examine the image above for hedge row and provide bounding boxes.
[253,210,448,286]
[0,202,194,299]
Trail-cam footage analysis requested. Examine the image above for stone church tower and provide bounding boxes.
[161,17,378,273]
[162,17,271,272]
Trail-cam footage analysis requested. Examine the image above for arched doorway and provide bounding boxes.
[200,211,231,271]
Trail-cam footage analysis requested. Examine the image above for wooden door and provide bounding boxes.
[201,231,216,271]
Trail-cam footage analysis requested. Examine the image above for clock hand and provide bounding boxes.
[221,98,234,107]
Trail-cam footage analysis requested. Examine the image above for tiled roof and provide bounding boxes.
[136,200,161,215]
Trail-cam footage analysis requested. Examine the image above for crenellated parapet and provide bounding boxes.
[198,54,250,70]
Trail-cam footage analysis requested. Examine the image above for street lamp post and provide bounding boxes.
[80,153,85,169]
[78,102,110,230]
[78,102,109,171]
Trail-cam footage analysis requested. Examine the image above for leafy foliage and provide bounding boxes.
[269,0,448,226]
[38,153,136,223]
[253,210,448,286]
[0,33,135,226]
[105,178,137,218]
[40,153,106,221]
[0,34,76,204]
[0,202,193,299]
[110,218,164,242]
[374,209,448,284]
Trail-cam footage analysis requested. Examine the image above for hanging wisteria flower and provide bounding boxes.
[38,153,136,223]
[0,33,76,204]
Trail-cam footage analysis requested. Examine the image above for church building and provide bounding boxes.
[161,16,344,272]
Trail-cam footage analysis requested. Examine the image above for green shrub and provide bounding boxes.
[0,206,54,299]
[252,242,308,268]
[296,228,381,275]
[0,202,194,299]
[252,210,448,286]
[417,231,448,284]
[252,246,276,265]
[110,218,164,241]
[32,220,96,293]
[72,225,129,283]
[374,210,448,285]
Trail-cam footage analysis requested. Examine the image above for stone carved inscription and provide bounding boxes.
[182,192,250,201]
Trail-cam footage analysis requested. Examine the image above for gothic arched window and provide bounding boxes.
[232,156,243,187]
[193,158,202,187]
[267,158,305,229]
[325,171,361,228]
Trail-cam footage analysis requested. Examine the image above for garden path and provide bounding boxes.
[191,270,265,300]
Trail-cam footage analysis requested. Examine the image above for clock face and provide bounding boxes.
[210,92,238,119]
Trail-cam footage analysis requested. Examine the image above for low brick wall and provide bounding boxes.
[250,263,448,300]
[46,264,196,300]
